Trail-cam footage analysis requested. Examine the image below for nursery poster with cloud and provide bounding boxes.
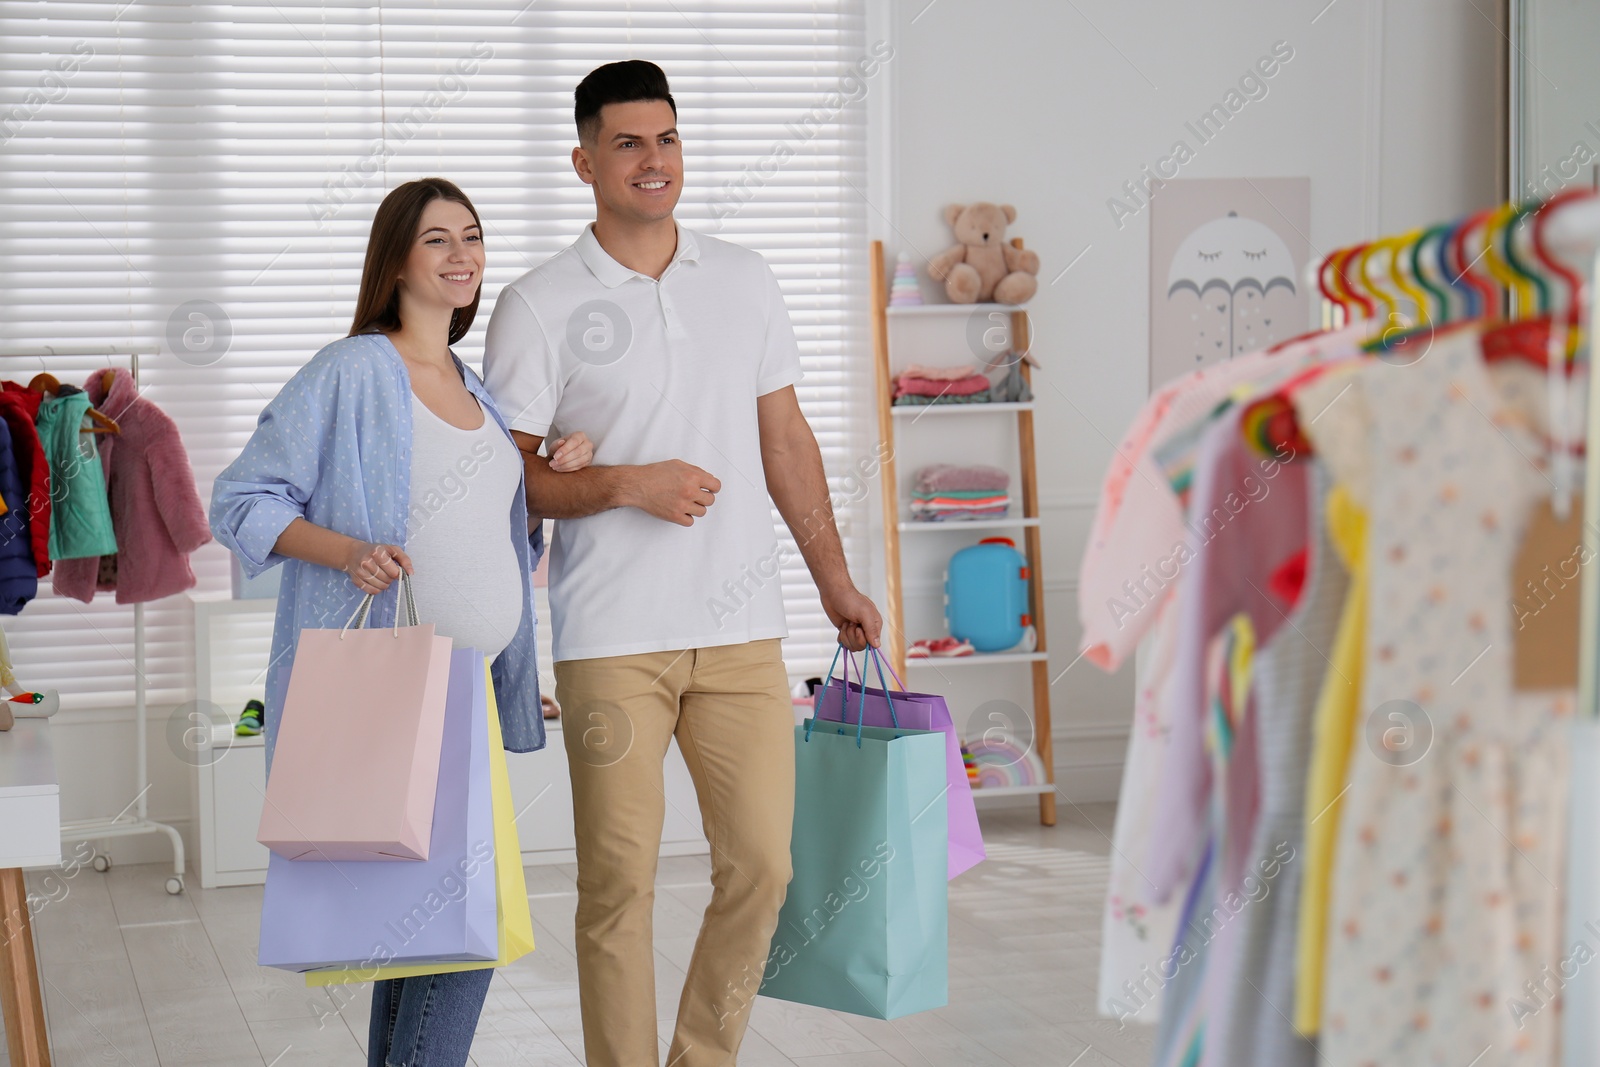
[1149,177,1310,393]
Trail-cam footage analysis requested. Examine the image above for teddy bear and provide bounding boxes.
[927,202,1040,304]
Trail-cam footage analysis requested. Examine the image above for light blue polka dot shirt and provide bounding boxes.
[209,332,545,778]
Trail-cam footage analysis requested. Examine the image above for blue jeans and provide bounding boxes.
[367,969,493,1067]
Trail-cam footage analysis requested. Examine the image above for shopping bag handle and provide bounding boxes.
[805,643,851,745]
[804,643,900,748]
[340,572,420,639]
[864,647,901,732]
[872,647,907,691]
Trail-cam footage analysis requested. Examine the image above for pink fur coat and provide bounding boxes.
[51,369,211,604]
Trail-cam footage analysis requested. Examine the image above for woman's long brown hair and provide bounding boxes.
[348,177,483,345]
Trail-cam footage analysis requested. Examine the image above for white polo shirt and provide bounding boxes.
[482,221,804,662]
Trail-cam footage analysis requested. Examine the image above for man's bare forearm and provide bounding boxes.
[522,451,640,519]
[763,426,853,597]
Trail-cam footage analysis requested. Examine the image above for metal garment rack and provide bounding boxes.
[0,343,185,895]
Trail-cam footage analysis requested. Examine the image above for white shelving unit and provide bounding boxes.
[870,242,1056,825]
[905,651,1049,667]
[898,517,1041,533]
[890,402,1035,417]
[885,302,1026,318]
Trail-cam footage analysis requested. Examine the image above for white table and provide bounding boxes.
[0,719,60,1067]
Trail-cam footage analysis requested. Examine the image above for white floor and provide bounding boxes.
[9,802,1156,1066]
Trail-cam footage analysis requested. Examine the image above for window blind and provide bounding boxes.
[0,0,872,710]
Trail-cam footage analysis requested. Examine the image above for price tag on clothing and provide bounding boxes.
[1510,496,1584,691]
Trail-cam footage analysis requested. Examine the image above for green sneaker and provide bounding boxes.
[235,699,264,736]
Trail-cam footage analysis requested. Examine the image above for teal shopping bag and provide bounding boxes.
[759,716,949,1020]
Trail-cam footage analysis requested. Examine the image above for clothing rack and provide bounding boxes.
[1317,196,1600,720]
[1304,196,1600,1067]
[0,343,185,895]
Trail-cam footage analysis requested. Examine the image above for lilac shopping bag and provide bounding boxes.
[258,648,498,971]
[258,575,453,861]
[814,647,986,879]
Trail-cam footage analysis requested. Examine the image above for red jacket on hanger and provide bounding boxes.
[0,386,51,578]
[51,369,211,604]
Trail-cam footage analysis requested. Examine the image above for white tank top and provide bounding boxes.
[405,392,525,660]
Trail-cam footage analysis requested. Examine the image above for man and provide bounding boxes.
[481,59,882,1067]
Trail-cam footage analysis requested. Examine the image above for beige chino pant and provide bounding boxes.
[555,638,795,1067]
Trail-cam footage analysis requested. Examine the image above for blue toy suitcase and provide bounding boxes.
[944,538,1030,652]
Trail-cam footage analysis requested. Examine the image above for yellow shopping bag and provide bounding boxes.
[306,663,535,985]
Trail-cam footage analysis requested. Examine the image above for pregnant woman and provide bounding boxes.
[210,177,590,1066]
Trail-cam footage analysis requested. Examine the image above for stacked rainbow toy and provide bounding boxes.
[963,738,1048,789]
[889,251,923,306]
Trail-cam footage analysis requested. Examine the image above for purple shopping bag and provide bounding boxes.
[258,648,498,971]
[814,647,986,879]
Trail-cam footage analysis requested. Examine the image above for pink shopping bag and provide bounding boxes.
[258,575,453,862]
[258,648,497,970]
[813,646,987,879]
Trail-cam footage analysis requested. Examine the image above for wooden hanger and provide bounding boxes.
[28,372,120,433]
[83,407,119,435]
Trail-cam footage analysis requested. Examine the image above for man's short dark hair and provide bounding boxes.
[575,60,677,145]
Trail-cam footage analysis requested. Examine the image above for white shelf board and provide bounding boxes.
[886,302,1028,317]
[898,517,1040,533]
[970,783,1054,799]
[891,402,1034,417]
[905,651,1047,667]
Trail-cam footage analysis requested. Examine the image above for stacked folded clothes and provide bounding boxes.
[892,363,992,406]
[909,463,1011,521]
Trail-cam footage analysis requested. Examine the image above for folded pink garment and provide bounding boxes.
[901,363,979,382]
[894,374,990,398]
[913,464,1011,493]
[912,495,1010,507]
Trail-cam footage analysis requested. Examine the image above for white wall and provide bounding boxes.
[873,0,1502,805]
[58,0,1505,869]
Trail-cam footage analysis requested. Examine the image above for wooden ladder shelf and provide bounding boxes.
[869,238,1057,827]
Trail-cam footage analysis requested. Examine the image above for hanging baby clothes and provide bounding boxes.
[1318,324,1572,1067]
[1145,402,1308,904]
[51,369,209,603]
[1139,400,1309,1067]
[1152,613,1258,1067]
[0,416,38,614]
[1078,322,1371,671]
[0,390,49,578]
[1287,366,1372,1037]
[37,390,116,561]
[1099,600,1181,1021]
[1083,323,1369,1020]
[1199,458,1346,1067]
